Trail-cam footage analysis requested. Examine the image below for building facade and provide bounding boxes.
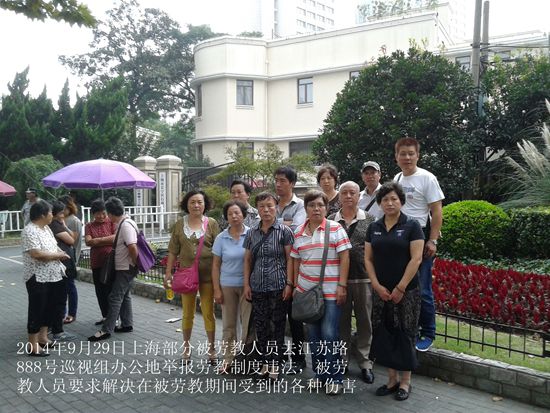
[192,8,547,166]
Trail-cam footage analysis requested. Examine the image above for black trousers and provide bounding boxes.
[26,276,66,334]
[252,290,289,365]
[92,267,113,318]
[287,298,306,363]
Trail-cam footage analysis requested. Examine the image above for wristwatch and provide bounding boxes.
[429,239,438,245]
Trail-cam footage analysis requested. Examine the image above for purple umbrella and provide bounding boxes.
[0,180,17,196]
[42,159,156,190]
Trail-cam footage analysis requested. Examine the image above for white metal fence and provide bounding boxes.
[1,205,180,241]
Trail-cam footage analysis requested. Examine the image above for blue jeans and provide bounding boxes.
[65,277,78,317]
[418,256,436,340]
[306,300,343,384]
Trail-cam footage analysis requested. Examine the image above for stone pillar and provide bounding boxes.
[155,155,183,213]
[133,156,157,207]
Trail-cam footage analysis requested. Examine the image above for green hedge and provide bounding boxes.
[440,201,511,259]
[509,207,550,259]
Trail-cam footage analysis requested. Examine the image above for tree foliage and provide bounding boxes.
[358,0,438,22]
[2,154,63,210]
[0,0,96,27]
[314,48,479,202]
[60,0,220,123]
[481,54,550,162]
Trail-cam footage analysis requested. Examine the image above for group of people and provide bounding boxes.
[161,136,444,399]
[20,136,444,400]
[21,194,142,354]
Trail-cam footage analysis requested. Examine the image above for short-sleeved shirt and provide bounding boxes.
[212,225,249,287]
[365,213,424,291]
[218,205,260,231]
[326,193,341,217]
[291,218,351,300]
[85,219,116,269]
[276,194,306,232]
[49,220,74,257]
[358,184,383,220]
[65,214,83,263]
[394,168,445,227]
[243,221,294,293]
[113,218,138,271]
[21,223,65,283]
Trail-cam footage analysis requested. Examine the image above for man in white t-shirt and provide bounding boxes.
[358,161,383,220]
[394,137,444,352]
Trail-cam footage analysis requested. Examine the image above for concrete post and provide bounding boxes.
[133,156,157,207]
[155,155,183,214]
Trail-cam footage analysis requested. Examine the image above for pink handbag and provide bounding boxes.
[172,218,208,294]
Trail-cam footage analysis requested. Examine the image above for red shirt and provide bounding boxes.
[85,219,116,269]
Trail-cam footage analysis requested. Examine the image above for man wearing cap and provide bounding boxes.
[358,162,383,220]
[21,188,40,226]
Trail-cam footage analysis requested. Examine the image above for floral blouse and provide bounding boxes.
[21,223,65,283]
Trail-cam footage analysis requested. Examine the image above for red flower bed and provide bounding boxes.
[433,259,550,332]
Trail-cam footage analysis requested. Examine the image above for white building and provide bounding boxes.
[192,7,547,166]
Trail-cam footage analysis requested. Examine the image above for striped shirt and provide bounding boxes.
[243,221,294,293]
[291,218,351,300]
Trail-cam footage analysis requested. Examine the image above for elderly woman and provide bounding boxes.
[328,181,375,384]
[365,182,424,401]
[212,200,253,373]
[84,199,116,325]
[317,163,340,217]
[58,195,83,324]
[243,192,294,380]
[291,189,351,395]
[164,190,220,363]
[21,200,70,356]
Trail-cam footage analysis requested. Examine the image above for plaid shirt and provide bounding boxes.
[243,221,294,292]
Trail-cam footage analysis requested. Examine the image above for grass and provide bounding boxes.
[434,315,550,373]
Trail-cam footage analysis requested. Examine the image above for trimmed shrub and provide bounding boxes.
[509,207,550,259]
[440,201,511,259]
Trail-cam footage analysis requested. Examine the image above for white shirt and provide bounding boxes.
[21,223,66,283]
[394,168,445,227]
[358,183,383,220]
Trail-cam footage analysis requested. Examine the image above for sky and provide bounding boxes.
[0,0,548,102]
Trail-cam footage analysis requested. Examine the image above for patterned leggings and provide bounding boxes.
[251,290,289,365]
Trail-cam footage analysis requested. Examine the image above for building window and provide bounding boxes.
[297,19,306,28]
[455,55,471,71]
[326,18,334,25]
[197,144,203,160]
[307,23,316,31]
[350,71,360,80]
[307,11,315,19]
[298,77,313,104]
[236,80,253,106]
[318,15,325,22]
[289,141,313,156]
[297,7,306,16]
[196,84,202,116]
[327,6,334,13]
[309,0,315,6]
[237,142,254,159]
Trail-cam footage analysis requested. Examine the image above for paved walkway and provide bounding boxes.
[0,246,547,413]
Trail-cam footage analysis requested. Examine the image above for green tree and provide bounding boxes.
[3,154,63,209]
[0,69,59,175]
[63,77,128,163]
[60,0,220,123]
[313,47,479,202]
[214,143,315,190]
[0,0,96,27]
[482,54,550,162]
[237,31,263,38]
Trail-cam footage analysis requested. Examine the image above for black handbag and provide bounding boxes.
[291,222,330,324]
[99,219,125,285]
[370,302,419,371]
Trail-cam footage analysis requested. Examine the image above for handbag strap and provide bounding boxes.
[364,198,377,213]
[112,218,126,252]
[318,221,331,287]
[192,218,209,268]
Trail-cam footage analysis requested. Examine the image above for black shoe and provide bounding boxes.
[114,326,133,333]
[88,331,111,342]
[375,382,400,396]
[395,385,411,401]
[361,368,375,384]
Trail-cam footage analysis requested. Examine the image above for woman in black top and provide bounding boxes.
[365,182,424,401]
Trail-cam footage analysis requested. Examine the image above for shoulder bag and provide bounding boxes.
[172,218,208,294]
[291,222,330,324]
[99,218,126,285]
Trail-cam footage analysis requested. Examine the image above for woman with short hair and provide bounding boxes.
[316,163,340,217]
[22,200,70,355]
[164,190,220,363]
[365,181,424,401]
